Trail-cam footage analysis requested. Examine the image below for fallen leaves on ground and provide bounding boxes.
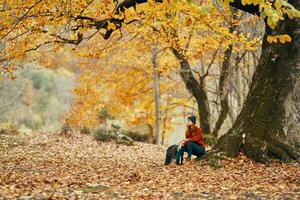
[0,132,299,199]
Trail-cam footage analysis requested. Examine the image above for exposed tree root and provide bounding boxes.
[212,134,300,164]
[241,138,269,163]
[270,137,300,160]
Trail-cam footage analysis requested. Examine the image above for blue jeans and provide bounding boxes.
[175,142,205,163]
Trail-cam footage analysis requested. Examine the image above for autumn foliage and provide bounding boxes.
[1,0,299,133]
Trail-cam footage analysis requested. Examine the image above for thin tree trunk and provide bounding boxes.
[212,44,233,137]
[171,47,211,134]
[212,11,237,137]
[152,46,161,146]
[235,56,242,108]
[161,96,170,145]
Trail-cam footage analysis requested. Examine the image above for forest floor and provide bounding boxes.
[0,132,299,200]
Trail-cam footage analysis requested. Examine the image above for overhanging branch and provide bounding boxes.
[90,0,259,40]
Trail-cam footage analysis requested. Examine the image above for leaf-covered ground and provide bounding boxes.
[0,132,299,199]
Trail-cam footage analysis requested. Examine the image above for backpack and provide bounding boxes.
[164,144,184,165]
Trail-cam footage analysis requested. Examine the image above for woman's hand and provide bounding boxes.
[177,143,183,151]
[177,139,189,151]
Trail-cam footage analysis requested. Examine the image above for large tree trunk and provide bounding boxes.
[213,0,300,163]
[171,47,212,134]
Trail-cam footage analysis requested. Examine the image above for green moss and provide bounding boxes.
[203,135,217,146]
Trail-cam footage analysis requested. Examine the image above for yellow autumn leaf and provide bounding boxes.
[162,0,170,9]
[267,36,277,44]
[278,34,291,43]
[267,17,275,29]
[274,0,283,9]
[286,9,294,19]
[252,0,259,6]
[147,0,155,6]
[114,13,125,20]
[107,22,117,30]
[185,16,192,26]
[246,0,252,5]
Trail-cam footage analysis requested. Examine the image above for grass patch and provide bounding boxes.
[0,135,25,149]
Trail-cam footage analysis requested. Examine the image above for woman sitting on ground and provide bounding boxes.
[175,115,206,164]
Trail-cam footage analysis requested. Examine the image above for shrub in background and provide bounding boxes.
[80,126,91,135]
[60,123,72,135]
[94,125,134,145]
[0,122,19,135]
[122,124,153,143]
[94,128,116,142]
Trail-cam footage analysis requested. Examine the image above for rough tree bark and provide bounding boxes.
[212,0,300,163]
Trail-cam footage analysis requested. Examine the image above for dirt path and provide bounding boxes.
[0,132,299,199]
